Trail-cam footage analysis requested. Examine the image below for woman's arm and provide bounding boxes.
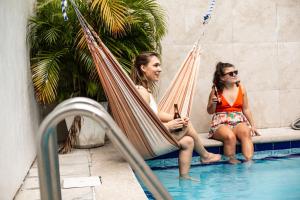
[136,86,172,122]
[207,89,218,114]
[136,86,184,131]
[158,111,187,131]
[158,111,173,122]
[241,85,260,136]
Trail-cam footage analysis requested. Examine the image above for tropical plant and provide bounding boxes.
[28,0,167,105]
[28,0,167,153]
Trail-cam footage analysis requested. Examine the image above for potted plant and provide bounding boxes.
[27,0,167,153]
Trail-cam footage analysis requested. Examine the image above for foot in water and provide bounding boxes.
[200,153,222,164]
[179,174,200,182]
[243,159,254,167]
[228,157,241,164]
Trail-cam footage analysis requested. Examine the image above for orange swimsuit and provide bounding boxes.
[215,85,243,113]
[209,85,251,137]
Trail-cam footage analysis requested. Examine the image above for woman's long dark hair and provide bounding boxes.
[213,62,235,91]
[130,52,160,92]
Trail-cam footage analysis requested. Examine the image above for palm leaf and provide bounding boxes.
[42,26,61,45]
[31,49,67,104]
[91,0,128,36]
[36,0,57,10]
[76,49,95,73]
[126,0,167,51]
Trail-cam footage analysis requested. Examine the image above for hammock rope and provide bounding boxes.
[61,0,68,21]
[202,0,216,24]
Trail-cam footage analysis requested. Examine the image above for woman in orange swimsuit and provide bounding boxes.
[207,62,260,164]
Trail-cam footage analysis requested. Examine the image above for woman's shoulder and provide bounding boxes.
[135,85,151,101]
[238,83,246,95]
[136,85,149,93]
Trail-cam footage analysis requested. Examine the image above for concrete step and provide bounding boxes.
[200,127,300,147]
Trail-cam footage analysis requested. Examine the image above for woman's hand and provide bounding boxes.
[212,96,220,104]
[207,89,221,114]
[165,118,185,132]
[182,117,190,126]
[212,86,221,104]
[250,126,260,136]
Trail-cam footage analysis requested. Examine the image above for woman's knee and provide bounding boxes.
[236,126,251,140]
[213,126,236,144]
[179,136,194,149]
[224,133,236,144]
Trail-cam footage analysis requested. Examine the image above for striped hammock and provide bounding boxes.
[71,2,201,159]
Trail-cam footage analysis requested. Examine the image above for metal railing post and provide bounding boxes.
[37,98,172,200]
[37,127,61,200]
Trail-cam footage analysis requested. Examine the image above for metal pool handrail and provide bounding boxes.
[36,98,172,200]
[53,97,107,112]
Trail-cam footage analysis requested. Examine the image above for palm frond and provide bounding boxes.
[86,81,99,97]
[91,0,128,36]
[36,0,57,10]
[31,49,67,104]
[42,26,61,45]
[126,0,167,51]
[76,49,95,73]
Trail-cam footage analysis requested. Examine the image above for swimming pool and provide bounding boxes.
[142,148,300,200]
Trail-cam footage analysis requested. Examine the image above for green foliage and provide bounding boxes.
[91,0,129,36]
[28,0,167,104]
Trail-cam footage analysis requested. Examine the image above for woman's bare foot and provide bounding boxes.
[228,157,241,164]
[200,153,222,164]
[179,174,200,182]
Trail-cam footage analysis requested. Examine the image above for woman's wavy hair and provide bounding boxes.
[213,62,235,91]
[130,51,160,92]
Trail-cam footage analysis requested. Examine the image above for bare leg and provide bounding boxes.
[233,123,253,161]
[212,125,240,164]
[178,136,194,177]
[185,124,221,163]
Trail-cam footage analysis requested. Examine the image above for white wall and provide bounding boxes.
[158,0,300,132]
[0,0,39,199]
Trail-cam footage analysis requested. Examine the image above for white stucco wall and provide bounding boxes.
[158,0,300,132]
[0,0,39,199]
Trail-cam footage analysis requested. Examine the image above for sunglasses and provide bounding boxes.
[223,70,238,77]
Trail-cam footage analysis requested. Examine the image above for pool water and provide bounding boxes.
[143,149,300,200]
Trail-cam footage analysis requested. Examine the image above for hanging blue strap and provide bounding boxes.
[61,0,68,21]
[203,0,216,24]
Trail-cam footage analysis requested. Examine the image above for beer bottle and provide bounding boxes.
[173,104,182,132]
[213,85,221,104]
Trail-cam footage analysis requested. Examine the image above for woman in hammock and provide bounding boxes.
[207,62,260,164]
[131,52,221,178]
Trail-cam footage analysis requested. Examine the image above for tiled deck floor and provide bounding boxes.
[14,127,300,199]
[14,142,147,200]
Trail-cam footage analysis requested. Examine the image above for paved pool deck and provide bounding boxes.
[15,127,300,200]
